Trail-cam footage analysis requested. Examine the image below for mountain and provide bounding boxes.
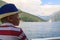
[38,16,50,21]
[50,11,60,22]
[19,11,46,22]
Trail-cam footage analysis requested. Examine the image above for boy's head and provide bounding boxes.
[0,4,20,26]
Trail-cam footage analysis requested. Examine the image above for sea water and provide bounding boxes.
[19,22,60,39]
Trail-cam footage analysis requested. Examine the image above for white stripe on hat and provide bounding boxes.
[1,23,14,26]
[0,35,19,40]
[0,27,20,32]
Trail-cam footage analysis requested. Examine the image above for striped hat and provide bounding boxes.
[0,4,18,19]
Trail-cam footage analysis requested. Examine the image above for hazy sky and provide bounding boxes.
[3,0,60,16]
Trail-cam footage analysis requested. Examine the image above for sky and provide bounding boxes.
[2,0,60,16]
[42,0,60,5]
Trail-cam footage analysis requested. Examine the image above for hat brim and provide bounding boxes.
[0,11,18,19]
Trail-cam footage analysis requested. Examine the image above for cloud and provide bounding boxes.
[3,0,60,16]
[19,0,60,16]
[47,2,54,5]
[20,2,60,16]
[3,0,42,8]
[39,5,60,16]
[20,0,42,4]
[2,0,21,8]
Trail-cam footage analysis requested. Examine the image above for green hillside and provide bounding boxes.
[0,0,6,6]
[0,0,6,24]
[19,11,46,22]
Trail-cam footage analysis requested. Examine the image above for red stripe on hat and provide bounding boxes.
[0,25,11,27]
[19,29,27,40]
[0,25,18,28]
[0,30,22,36]
[20,35,26,40]
[0,25,14,27]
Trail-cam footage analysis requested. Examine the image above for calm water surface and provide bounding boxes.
[19,22,60,39]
